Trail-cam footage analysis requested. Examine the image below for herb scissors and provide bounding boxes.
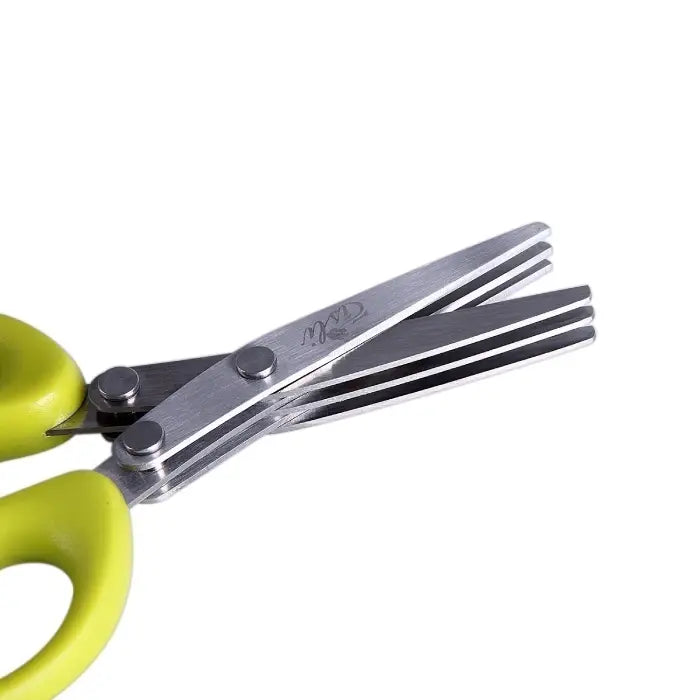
[0,222,595,698]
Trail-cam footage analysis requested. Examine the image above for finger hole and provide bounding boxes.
[0,564,73,677]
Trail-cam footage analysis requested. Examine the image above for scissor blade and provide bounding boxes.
[412,241,552,315]
[138,299,594,503]
[470,258,552,306]
[106,223,553,474]
[275,304,594,418]
[48,236,553,437]
[280,286,591,398]
[278,325,596,431]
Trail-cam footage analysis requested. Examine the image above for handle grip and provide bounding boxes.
[0,471,133,699]
[0,314,85,462]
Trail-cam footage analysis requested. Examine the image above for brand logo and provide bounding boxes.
[302,301,368,346]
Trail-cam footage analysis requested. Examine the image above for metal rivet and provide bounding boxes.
[97,366,140,402]
[235,346,277,380]
[120,420,164,456]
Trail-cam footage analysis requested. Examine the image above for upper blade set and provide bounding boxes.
[48,222,594,505]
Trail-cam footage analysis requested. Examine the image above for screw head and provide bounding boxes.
[120,420,164,456]
[97,366,140,402]
[235,346,277,380]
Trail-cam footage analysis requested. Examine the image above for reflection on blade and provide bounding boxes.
[471,259,552,306]
[141,318,595,502]
[118,223,553,472]
[141,303,594,502]
[277,306,594,415]
[412,241,552,315]
[281,286,591,397]
[48,244,555,436]
[278,326,595,431]
[142,415,284,503]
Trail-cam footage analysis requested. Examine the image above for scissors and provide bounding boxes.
[0,222,595,699]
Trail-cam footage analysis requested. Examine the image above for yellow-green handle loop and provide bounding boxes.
[0,471,133,699]
[0,314,85,462]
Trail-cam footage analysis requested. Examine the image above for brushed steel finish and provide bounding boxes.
[472,258,552,306]
[275,306,594,420]
[138,295,592,502]
[410,241,552,316]
[48,245,553,436]
[113,222,550,471]
[86,355,228,417]
[281,326,596,430]
[137,310,594,502]
[142,415,284,503]
[278,287,591,397]
[82,222,596,506]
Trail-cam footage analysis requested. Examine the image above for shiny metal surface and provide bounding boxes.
[281,326,596,430]
[139,302,593,502]
[410,241,552,316]
[278,287,591,397]
[277,305,593,419]
[120,420,165,456]
[236,346,278,379]
[112,222,550,471]
[49,243,553,436]
[86,354,228,416]
[104,288,594,503]
[96,413,287,507]
[142,415,285,503]
[83,222,596,506]
[473,258,552,306]
[97,366,140,402]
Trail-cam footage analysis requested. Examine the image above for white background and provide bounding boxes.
[0,2,698,698]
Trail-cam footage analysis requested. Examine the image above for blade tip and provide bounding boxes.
[528,221,551,236]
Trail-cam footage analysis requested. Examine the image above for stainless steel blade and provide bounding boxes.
[280,325,596,431]
[411,241,552,315]
[275,305,594,419]
[49,239,553,437]
[110,222,550,475]
[136,319,595,503]
[140,415,285,504]
[139,300,593,503]
[471,258,552,306]
[279,286,591,398]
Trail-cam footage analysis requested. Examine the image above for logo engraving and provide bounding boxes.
[302,301,368,346]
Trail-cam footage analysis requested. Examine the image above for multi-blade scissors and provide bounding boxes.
[0,222,595,698]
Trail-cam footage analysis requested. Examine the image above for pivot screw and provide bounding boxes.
[235,346,277,380]
[120,420,164,456]
[97,366,140,402]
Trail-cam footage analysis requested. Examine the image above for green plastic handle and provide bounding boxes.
[0,471,133,699]
[0,314,85,462]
